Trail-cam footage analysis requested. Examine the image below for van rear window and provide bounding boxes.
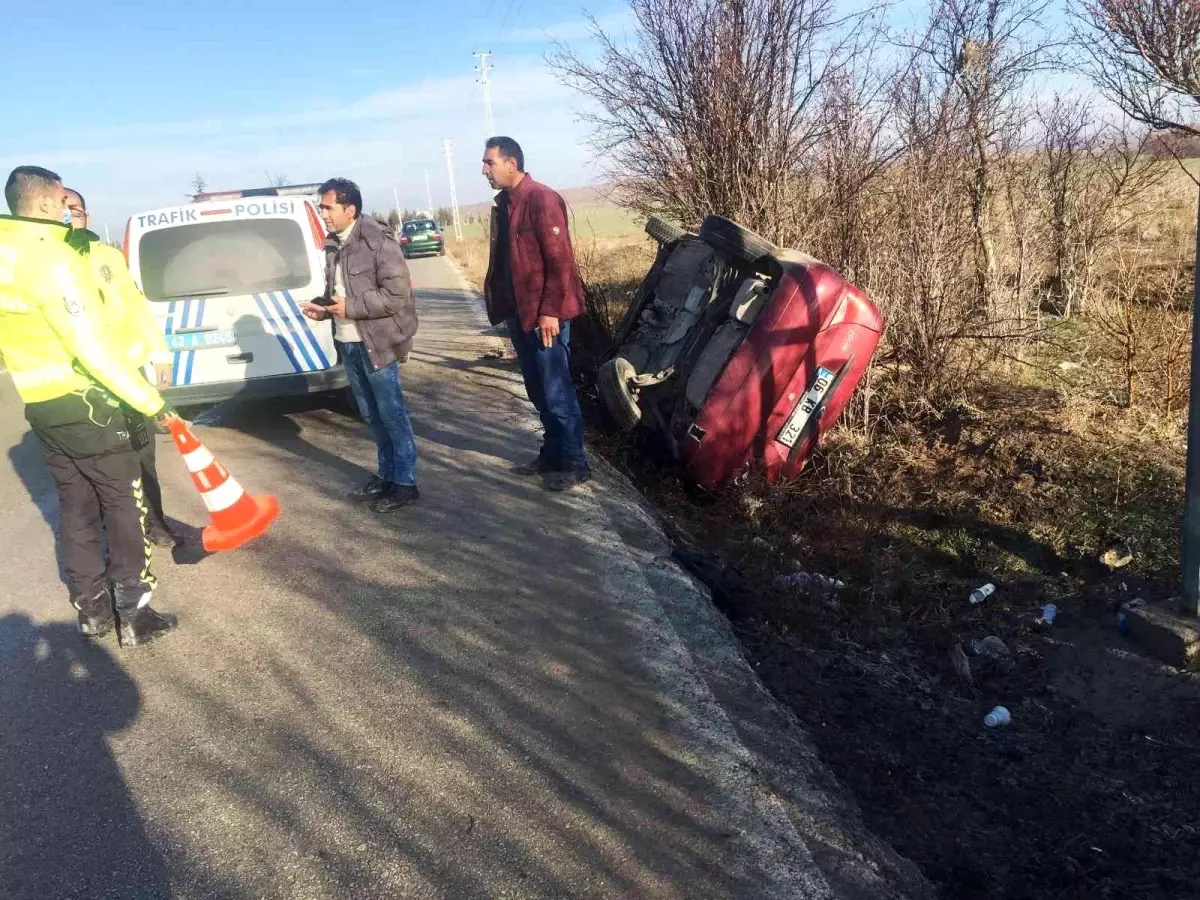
[138,219,311,301]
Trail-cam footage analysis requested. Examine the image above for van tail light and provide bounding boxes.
[303,201,327,250]
[432,233,442,241]
[122,220,131,263]
[400,235,409,244]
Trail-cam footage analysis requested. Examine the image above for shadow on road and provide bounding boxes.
[0,614,172,900]
[7,430,68,586]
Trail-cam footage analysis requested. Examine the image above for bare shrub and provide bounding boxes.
[548,0,853,245]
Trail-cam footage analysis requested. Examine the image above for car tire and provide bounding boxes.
[645,215,688,247]
[698,215,776,264]
[598,356,642,431]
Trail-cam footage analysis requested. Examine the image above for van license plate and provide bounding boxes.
[166,329,237,351]
[777,366,836,449]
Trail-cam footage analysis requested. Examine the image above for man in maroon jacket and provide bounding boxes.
[482,137,590,491]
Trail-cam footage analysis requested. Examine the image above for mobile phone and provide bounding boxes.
[311,296,336,307]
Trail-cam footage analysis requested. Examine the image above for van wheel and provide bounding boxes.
[645,215,688,247]
[598,356,642,430]
[698,215,776,265]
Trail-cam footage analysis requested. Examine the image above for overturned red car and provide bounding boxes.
[597,215,883,490]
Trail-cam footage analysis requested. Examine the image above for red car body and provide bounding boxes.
[681,258,883,489]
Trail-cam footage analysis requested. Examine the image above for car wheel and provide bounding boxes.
[598,356,642,431]
[698,215,776,265]
[645,215,688,247]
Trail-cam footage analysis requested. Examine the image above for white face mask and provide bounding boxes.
[61,205,73,226]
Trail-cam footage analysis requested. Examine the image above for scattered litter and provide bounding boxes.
[969,583,996,605]
[481,347,505,360]
[1040,603,1058,625]
[774,571,845,591]
[1057,361,1082,371]
[1116,598,1144,636]
[972,636,1010,658]
[1101,540,1134,570]
[984,706,1012,728]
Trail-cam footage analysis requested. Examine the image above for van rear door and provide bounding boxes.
[127,200,335,391]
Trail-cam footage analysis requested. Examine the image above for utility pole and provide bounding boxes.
[474,51,495,136]
[392,186,402,223]
[424,169,434,215]
[442,139,463,242]
[1182,191,1200,615]
[104,222,111,245]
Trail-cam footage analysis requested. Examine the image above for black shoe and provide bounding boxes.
[148,526,180,549]
[512,455,561,476]
[349,475,387,502]
[370,484,420,513]
[75,589,115,639]
[117,605,179,648]
[544,463,592,492]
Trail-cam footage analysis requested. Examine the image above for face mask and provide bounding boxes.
[61,206,73,226]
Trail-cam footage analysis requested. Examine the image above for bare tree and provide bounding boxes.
[911,0,1059,310]
[1075,0,1200,136]
[190,171,207,195]
[265,172,289,188]
[549,0,859,245]
[1040,98,1170,316]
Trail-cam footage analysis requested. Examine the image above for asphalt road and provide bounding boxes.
[0,256,929,900]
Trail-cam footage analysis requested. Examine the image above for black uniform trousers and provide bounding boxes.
[25,389,156,610]
[125,407,169,536]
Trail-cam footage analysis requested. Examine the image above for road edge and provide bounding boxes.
[436,257,935,899]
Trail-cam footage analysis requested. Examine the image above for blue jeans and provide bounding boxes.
[340,341,418,486]
[507,315,586,467]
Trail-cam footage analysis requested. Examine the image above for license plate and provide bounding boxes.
[166,329,237,351]
[777,366,836,449]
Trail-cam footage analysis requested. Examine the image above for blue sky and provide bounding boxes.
[0,0,634,232]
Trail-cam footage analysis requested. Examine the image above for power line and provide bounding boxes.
[441,139,463,242]
[474,51,495,137]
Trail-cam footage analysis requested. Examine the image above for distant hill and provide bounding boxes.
[460,184,621,217]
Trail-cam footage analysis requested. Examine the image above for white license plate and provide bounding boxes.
[166,329,237,351]
[777,366,836,449]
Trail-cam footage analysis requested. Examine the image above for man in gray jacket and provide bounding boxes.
[302,178,420,513]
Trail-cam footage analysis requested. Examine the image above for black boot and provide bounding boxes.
[114,585,178,648]
[74,587,115,639]
[349,475,387,502]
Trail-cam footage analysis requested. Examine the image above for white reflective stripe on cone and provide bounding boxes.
[200,476,246,512]
[182,446,215,474]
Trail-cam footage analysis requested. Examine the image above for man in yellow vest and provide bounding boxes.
[0,165,179,647]
[64,187,180,549]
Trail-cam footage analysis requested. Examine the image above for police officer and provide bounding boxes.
[0,165,179,647]
[64,187,180,549]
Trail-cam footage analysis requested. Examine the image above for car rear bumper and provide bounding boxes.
[161,364,349,407]
[402,243,444,256]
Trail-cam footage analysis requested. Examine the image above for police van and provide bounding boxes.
[123,183,347,406]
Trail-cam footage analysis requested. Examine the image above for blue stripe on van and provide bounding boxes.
[282,289,330,369]
[253,293,303,373]
[168,300,183,386]
[267,292,317,372]
[183,298,204,385]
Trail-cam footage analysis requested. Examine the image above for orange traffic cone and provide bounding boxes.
[166,419,281,552]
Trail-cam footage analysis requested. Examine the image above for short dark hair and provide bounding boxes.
[5,165,62,216]
[318,178,362,219]
[485,136,524,172]
[65,187,86,211]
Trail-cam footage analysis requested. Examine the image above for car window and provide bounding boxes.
[138,219,311,301]
[403,220,438,233]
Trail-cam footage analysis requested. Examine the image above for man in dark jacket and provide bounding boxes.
[481,137,590,491]
[302,178,420,513]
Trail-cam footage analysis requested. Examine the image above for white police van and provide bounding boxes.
[123,184,347,406]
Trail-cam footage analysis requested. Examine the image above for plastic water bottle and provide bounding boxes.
[969,583,996,604]
[984,706,1011,728]
[1042,603,1058,625]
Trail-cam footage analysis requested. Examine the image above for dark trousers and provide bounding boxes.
[506,315,586,467]
[39,443,155,609]
[127,409,169,534]
[339,340,418,486]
